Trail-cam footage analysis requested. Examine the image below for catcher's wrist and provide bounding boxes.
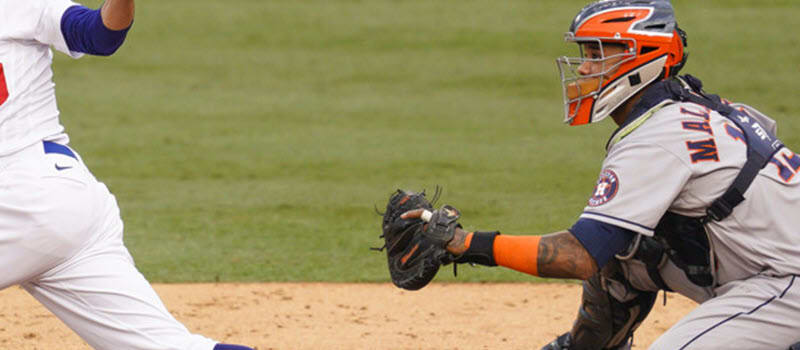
[446,228,471,255]
[453,231,500,266]
[453,233,544,275]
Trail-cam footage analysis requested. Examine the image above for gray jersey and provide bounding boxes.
[580,100,800,349]
[581,101,800,286]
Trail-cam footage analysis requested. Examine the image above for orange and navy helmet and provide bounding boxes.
[556,0,688,126]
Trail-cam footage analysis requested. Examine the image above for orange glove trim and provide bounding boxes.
[493,235,540,276]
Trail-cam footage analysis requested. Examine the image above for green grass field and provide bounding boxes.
[53,0,800,283]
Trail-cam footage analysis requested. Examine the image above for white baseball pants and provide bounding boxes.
[0,140,218,350]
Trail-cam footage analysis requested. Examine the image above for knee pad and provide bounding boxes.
[569,261,657,350]
[540,332,571,350]
[540,331,632,350]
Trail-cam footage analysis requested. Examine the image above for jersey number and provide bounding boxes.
[769,151,800,182]
[0,63,7,106]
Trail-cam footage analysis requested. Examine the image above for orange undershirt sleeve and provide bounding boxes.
[492,235,541,276]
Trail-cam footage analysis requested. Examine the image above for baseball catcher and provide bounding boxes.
[377,1,800,349]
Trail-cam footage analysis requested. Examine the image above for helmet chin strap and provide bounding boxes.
[590,55,668,124]
[608,88,648,126]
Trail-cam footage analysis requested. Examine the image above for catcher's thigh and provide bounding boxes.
[649,274,800,350]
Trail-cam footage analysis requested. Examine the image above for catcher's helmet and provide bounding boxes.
[556,0,688,126]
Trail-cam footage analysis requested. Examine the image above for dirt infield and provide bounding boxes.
[0,283,696,349]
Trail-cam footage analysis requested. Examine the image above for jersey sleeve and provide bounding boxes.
[31,0,83,57]
[569,218,637,268]
[580,140,692,236]
[61,5,131,56]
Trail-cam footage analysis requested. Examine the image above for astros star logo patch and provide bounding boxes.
[588,169,619,207]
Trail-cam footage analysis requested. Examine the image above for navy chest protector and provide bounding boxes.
[630,75,784,287]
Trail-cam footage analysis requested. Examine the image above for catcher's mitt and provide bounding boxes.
[375,189,460,290]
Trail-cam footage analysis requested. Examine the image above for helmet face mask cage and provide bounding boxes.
[557,35,636,125]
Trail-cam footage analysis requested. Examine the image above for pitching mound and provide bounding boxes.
[0,282,696,349]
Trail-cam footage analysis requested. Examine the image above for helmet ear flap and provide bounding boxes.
[669,25,689,77]
[676,25,688,48]
[670,52,689,77]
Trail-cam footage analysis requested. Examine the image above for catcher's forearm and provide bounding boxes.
[536,231,598,280]
[453,230,598,280]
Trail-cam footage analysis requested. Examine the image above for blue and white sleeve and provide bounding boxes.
[60,5,132,56]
